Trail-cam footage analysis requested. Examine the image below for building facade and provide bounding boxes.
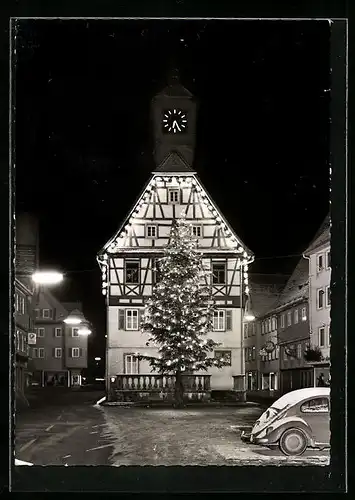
[303,215,331,362]
[98,72,254,401]
[243,280,286,400]
[14,278,32,403]
[14,212,39,404]
[31,289,89,387]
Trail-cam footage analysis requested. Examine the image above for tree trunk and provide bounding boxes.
[174,370,184,408]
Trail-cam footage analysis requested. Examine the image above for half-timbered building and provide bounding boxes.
[98,71,254,401]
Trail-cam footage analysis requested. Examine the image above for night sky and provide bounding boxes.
[15,19,331,360]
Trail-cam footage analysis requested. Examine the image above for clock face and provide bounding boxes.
[162,109,188,134]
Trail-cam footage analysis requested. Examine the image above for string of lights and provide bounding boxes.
[57,252,303,276]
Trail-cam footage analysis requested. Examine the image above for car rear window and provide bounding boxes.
[300,397,329,413]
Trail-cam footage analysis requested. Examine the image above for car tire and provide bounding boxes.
[279,428,308,456]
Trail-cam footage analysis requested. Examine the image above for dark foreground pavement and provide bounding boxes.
[15,390,330,466]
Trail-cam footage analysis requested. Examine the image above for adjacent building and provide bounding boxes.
[98,71,254,401]
[244,278,287,400]
[15,213,39,404]
[303,215,331,361]
[31,289,89,387]
[273,259,313,394]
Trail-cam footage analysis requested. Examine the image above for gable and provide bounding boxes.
[153,151,195,173]
[34,288,68,320]
[99,173,253,258]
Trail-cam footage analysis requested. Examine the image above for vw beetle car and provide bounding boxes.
[241,387,330,456]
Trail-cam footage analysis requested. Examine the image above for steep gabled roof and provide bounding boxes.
[153,150,196,174]
[273,258,309,310]
[249,275,289,318]
[303,213,331,255]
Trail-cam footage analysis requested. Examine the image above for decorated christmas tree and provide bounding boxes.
[136,214,230,407]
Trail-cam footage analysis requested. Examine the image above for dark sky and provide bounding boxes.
[15,19,330,358]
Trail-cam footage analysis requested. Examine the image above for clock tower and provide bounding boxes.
[151,68,197,169]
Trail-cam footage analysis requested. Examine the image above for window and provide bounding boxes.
[125,261,140,284]
[215,350,232,366]
[72,347,80,358]
[42,309,52,319]
[36,327,45,338]
[146,224,157,239]
[280,314,285,328]
[287,311,292,327]
[54,348,62,358]
[55,328,62,337]
[326,286,331,307]
[34,309,40,318]
[168,189,180,204]
[20,333,24,352]
[317,288,325,309]
[283,347,287,361]
[124,354,139,374]
[261,321,265,334]
[270,373,277,390]
[317,254,324,272]
[32,348,38,358]
[16,295,25,314]
[275,345,280,359]
[212,263,226,284]
[326,251,331,269]
[301,398,329,413]
[328,326,331,347]
[72,328,79,337]
[191,225,202,238]
[271,317,277,330]
[213,310,225,331]
[243,323,248,338]
[16,331,20,351]
[268,318,272,332]
[126,309,139,330]
[252,323,256,336]
[251,346,256,361]
[319,327,326,347]
[297,344,302,359]
[294,309,299,324]
[301,307,307,321]
[262,374,270,390]
[38,348,44,358]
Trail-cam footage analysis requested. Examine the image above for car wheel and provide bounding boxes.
[279,428,308,456]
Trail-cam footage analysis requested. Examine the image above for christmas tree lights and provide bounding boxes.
[135,213,230,406]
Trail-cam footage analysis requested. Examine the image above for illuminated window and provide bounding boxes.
[287,311,292,326]
[294,309,299,324]
[301,307,307,321]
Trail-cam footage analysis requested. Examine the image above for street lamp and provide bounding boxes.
[78,325,92,336]
[95,357,101,361]
[243,297,255,322]
[31,271,64,285]
[64,309,84,325]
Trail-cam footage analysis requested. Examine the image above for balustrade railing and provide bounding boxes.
[114,374,211,393]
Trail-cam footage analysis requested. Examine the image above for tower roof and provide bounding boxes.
[152,150,196,174]
[154,68,193,99]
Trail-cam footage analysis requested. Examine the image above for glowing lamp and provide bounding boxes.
[78,326,92,336]
[32,271,63,285]
[64,309,84,325]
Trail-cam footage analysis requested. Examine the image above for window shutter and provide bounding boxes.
[79,348,83,357]
[226,310,232,331]
[52,348,55,357]
[68,348,72,358]
[53,327,56,337]
[119,309,125,330]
